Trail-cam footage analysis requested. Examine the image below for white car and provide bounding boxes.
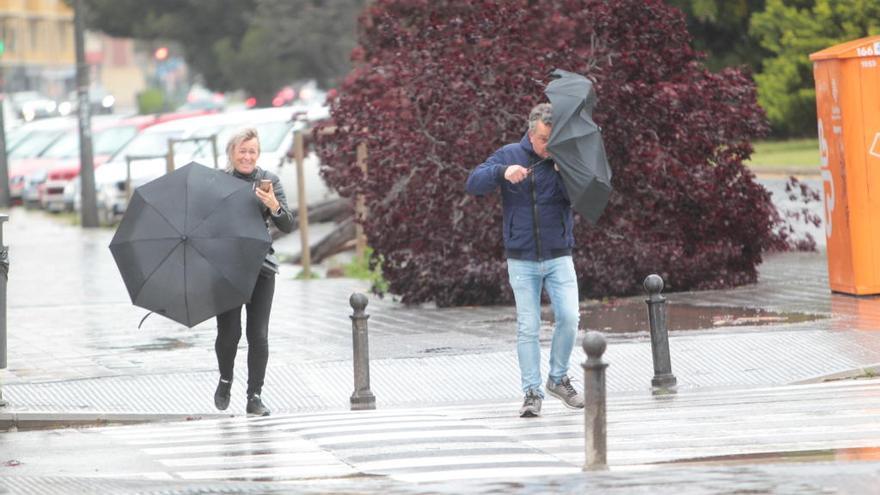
[86,105,334,224]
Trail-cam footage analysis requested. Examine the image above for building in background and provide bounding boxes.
[0,0,147,114]
[85,33,147,112]
[0,0,75,98]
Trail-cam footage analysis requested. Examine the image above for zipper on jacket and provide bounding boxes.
[530,170,543,260]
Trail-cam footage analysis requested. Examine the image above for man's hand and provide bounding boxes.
[504,165,530,184]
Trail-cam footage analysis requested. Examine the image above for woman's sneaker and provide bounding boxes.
[246,394,271,416]
[546,376,585,409]
[519,389,542,418]
[214,379,231,411]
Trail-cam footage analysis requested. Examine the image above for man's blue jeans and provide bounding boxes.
[507,256,580,398]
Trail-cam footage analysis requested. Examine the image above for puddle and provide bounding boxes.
[129,337,194,352]
[543,300,827,334]
[420,347,455,354]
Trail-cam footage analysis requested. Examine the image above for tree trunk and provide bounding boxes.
[290,215,357,264]
[270,197,353,239]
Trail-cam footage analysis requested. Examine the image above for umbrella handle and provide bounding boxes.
[527,158,553,172]
[138,311,154,329]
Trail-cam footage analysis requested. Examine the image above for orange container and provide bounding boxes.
[811,36,880,294]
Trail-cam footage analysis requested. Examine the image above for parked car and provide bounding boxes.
[88,105,334,224]
[14,115,123,207]
[85,117,203,222]
[10,91,60,122]
[42,111,213,212]
[57,86,116,117]
[7,118,78,203]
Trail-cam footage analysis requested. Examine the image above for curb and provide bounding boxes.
[0,411,230,431]
[791,362,880,385]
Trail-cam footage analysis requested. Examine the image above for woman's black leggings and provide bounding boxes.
[215,273,275,396]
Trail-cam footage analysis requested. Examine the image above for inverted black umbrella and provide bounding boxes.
[544,68,612,224]
[109,162,271,327]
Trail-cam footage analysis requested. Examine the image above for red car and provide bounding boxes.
[39,110,215,212]
[8,117,81,206]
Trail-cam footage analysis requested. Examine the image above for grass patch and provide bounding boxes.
[344,247,389,295]
[294,269,321,280]
[745,139,820,174]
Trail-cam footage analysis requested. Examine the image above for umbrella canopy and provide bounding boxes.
[544,68,612,224]
[109,162,271,327]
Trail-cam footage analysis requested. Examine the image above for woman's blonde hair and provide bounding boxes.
[225,127,261,170]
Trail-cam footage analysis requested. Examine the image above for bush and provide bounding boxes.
[137,88,165,114]
[315,0,803,306]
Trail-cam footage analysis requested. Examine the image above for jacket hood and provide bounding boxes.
[519,133,538,157]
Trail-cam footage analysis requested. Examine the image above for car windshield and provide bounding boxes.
[9,129,67,159]
[38,132,78,158]
[41,125,139,159]
[209,120,293,155]
[254,121,293,152]
[5,128,28,150]
[173,125,225,164]
[93,126,139,155]
[113,130,185,160]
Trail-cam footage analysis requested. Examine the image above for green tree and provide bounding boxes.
[212,25,292,103]
[667,0,768,71]
[77,0,365,101]
[252,0,366,90]
[750,0,880,136]
[79,0,256,92]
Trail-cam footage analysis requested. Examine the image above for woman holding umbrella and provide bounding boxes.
[213,127,294,416]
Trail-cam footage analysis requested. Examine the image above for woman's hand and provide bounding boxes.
[255,182,281,213]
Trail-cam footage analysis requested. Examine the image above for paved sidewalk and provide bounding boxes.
[0,180,878,491]
[2,207,880,418]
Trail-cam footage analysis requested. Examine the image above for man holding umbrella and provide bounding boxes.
[466,102,585,418]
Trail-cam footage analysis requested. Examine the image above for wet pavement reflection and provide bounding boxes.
[564,299,827,334]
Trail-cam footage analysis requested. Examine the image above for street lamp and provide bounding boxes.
[74,0,98,227]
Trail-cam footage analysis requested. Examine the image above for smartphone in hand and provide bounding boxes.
[259,179,272,192]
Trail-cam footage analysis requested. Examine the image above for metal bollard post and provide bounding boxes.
[349,292,376,410]
[644,274,677,391]
[0,214,8,407]
[582,331,608,470]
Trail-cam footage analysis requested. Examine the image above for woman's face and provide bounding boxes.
[232,138,260,175]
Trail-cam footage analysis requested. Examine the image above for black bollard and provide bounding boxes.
[644,274,677,391]
[349,292,376,410]
[582,330,608,470]
[0,214,8,407]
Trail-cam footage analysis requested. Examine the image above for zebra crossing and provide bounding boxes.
[100,403,583,483]
[99,378,880,484]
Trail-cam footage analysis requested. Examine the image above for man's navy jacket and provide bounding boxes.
[466,133,574,261]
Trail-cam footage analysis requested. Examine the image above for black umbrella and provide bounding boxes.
[109,162,271,327]
[544,68,612,224]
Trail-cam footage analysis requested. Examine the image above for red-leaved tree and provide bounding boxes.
[315,0,800,306]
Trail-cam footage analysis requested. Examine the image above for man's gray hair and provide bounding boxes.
[528,103,552,132]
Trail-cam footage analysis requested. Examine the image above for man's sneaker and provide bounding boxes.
[246,394,271,416]
[519,390,542,418]
[214,379,231,411]
[546,376,585,409]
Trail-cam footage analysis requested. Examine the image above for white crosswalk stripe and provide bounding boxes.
[99,379,880,483]
[102,408,581,482]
